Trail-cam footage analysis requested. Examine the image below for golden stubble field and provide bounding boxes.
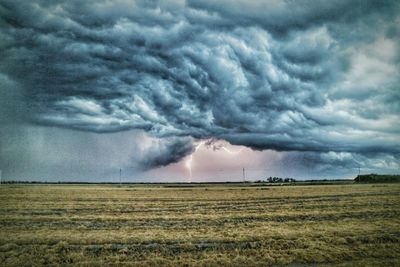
[0,183,399,266]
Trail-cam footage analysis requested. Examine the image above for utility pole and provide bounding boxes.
[119,168,122,186]
[358,165,361,176]
[242,167,246,183]
[0,170,2,185]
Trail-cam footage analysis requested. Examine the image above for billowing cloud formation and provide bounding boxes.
[135,137,194,170]
[0,0,399,173]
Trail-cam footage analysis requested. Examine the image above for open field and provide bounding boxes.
[0,184,399,266]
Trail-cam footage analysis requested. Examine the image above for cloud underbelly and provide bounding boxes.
[0,0,399,170]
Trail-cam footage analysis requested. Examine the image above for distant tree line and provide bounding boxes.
[354,174,400,183]
[255,177,297,183]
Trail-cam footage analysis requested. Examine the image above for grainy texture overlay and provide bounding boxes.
[0,184,399,266]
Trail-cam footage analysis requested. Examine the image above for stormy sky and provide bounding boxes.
[0,0,399,182]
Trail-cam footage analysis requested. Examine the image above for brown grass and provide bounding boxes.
[0,184,399,266]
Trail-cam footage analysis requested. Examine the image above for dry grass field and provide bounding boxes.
[0,183,399,266]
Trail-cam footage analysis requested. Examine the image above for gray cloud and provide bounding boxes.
[0,125,193,181]
[0,0,399,173]
[277,151,400,179]
[135,137,194,170]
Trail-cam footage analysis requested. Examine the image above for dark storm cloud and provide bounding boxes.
[1,0,399,169]
[136,137,194,170]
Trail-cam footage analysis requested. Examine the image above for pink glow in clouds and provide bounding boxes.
[142,140,289,182]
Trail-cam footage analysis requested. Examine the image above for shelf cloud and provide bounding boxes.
[0,0,399,177]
